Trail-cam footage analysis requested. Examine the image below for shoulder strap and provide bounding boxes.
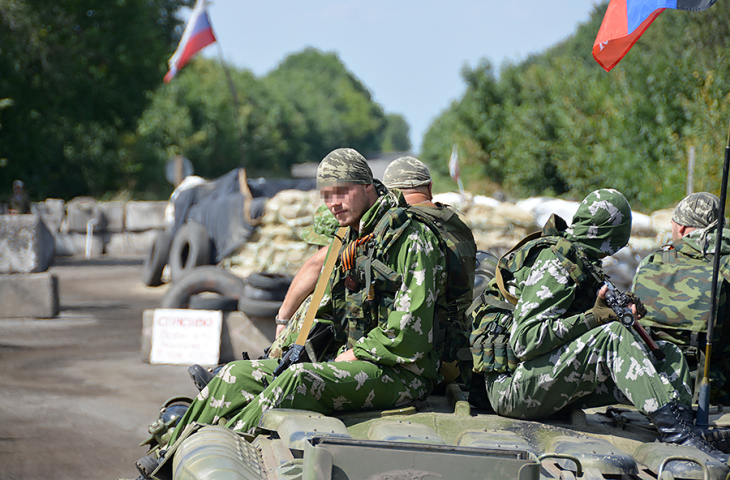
[495,230,543,305]
[295,226,348,346]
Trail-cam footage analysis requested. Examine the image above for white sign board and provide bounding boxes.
[150,309,223,365]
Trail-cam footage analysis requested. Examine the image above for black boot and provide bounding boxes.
[672,402,730,454]
[188,364,216,391]
[135,451,163,479]
[650,402,729,463]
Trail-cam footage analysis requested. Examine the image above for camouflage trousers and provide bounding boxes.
[482,322,692,420]
[168,358,433,445]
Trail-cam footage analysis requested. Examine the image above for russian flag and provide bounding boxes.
[593,0,716,72]
[164,0,217,83]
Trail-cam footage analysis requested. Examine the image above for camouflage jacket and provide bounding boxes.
[320,190,446,382]
[406,202,476,364]
[634,227,730,334]
[470,215,605,372]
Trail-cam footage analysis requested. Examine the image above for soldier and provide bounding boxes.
[469,189,727,461]
[7,180,30,215]
[633,192,730,405]
[383,156,477,381]
[137,148,447,477]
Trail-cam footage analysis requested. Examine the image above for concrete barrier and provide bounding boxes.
[99,201,125,233]
[125,201,167,232]
[65,197,105,233]
[0,214,55,273]
[0,272,59,318]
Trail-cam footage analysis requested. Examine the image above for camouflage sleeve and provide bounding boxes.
[509,247,602,361]
[631,253,655,292]
[352,223,446,369]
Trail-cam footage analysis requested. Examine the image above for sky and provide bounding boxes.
[196,1,603,151]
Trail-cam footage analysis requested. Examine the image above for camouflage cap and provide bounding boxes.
[300,204,339,246]
[383,156,432,189]
[316,148,373,189]
[672,192,720,229]
[565,188,632,258]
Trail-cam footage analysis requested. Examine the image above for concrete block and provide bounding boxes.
[125,201,167,232]
[0,272,59,318]
[54,232,103,258]
[31,199,65,233]
[141,310,275,364]
[104,230,159,256]
[99,201,125,233]
[65,197,105,233]
[0,214,55,273]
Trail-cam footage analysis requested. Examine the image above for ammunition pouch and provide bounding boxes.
[470,296,517,374]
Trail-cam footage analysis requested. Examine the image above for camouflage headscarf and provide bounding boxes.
[300,204,339,246]
[565,188,632,258]
[672,192,720,229]
[383,156,432,189]
[316,148,373,189]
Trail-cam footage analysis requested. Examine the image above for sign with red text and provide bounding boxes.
[150,308,222,365]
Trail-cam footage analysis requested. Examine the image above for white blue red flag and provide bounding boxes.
[164,0,217,83]
[449,144,460,183]
[593,0,716,72]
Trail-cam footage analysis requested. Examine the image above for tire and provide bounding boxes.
[238,296,282,319]
[141,230,173,287]
[242,283,287,302]
[169,221,212,283]
[245,272,293,292]
[189,294,239,312]
[161,266,245,309]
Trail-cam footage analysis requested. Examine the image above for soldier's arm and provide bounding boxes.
[352,223,445,366]
[509,248,604,361]
[275,247,328,336]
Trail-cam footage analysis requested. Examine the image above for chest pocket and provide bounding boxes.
[344,255,402,347]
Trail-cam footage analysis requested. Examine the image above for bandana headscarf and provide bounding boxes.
[565,189,632,258]
[672,192,720,229]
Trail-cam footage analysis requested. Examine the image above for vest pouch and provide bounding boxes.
[470,308,516,374]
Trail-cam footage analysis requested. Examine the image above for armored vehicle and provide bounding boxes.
[135,385,730,480]
[132,251,730,480]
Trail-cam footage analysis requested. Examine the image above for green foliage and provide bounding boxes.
[264,48,387,161]
[131,59,308,191]
[422,1,730,212]
[0,0,186,200]
[380,114,412,152]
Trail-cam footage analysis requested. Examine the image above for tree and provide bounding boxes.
[0,0,187,199]
[380,114,411,152]
[265,48,387,161]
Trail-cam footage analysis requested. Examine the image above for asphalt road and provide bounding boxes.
[0,256,200,480]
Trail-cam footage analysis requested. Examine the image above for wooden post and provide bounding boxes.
[687,145,695,196]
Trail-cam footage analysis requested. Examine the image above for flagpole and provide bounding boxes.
[215,41,247,169]
[695,118,730,427]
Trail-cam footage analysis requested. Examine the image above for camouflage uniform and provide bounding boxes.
[633,196,730,403]
[168,150,446,442]
[470,189,692,419]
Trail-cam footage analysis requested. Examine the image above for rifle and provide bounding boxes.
[603,281,665,360]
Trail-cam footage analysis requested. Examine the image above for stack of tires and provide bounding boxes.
[143,222,293,317]
[142,221,212,287]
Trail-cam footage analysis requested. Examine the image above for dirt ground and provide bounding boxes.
[0,255,206,480]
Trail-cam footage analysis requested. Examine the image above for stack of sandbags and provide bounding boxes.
[223,190,324,278]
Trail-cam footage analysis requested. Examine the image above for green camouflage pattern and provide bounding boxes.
[565,188,632,258]
[470,191,693,419]
[300,204,339,246]
[167,189,445,442]
[382,156,432,189]
[406,204,476,366]
[316,148,373,188]
[633,227,730,404]
[672,192,720,228]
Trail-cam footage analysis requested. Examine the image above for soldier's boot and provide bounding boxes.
[188,364,216,391]
[650,402,730,463]
[135,451,164,480]
[672,402,730,454]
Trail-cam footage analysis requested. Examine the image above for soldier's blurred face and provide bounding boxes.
[321,183,375,229]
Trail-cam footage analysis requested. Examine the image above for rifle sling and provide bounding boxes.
[295,226,348,346]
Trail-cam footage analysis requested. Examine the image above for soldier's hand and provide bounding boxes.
[591,286,619,325]
[626,291,647,319]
